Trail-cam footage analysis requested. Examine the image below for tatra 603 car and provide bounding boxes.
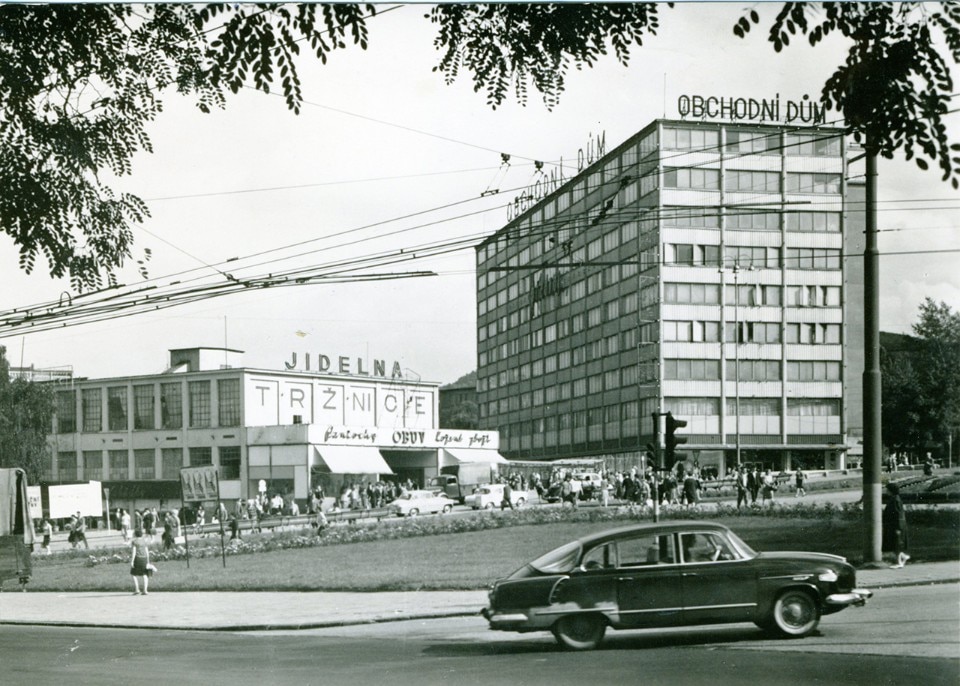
[482,522,871,650]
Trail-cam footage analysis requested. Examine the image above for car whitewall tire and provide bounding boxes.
[771,589,820,637]
[552,614,607,651]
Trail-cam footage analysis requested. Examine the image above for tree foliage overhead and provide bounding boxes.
[0,3,373,291]
[737,2,960,184]
[1,3,958,290]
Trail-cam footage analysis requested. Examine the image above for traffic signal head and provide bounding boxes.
[664,412,687,463]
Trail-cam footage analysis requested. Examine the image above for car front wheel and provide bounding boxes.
[441,504,452,514]
[484,502,495,510]
[407,508,420,517]
[515,497,526,507]
[553,614,607,651]
[771,589,820,637]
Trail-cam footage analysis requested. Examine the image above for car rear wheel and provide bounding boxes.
[484,502,495,510]
[441,504,452,514]
[771,589,820,637]
[553,614,607,651]
[515,497,526,508]
[407,508,420,517]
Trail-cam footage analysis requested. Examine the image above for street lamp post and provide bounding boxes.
[721,261,749,470]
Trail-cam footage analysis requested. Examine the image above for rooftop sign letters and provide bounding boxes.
[677,93,826,125]
[285,352,403,379]
[506,131,606,222]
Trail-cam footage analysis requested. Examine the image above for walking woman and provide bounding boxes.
[129,527,153,595]
[883,482,910,569]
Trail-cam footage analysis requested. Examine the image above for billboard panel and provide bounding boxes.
[180,466,220,502]
[49,482,102,519]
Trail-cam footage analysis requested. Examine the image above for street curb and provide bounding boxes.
[0,609,484,632]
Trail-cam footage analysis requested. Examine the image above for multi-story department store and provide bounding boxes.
[476,118,865,476]
[45,347,504,512]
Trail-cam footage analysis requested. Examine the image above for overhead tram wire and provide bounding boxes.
[8,117,954,332]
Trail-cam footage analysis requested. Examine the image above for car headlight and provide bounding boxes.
[818,570,839,583]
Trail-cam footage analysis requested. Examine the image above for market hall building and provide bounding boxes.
[45,347,504,512]
[475,114,865,477]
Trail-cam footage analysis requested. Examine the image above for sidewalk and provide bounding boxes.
[0,561,955,632]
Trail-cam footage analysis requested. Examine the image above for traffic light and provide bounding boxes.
[664,412,687,464]
[646,412,660,464]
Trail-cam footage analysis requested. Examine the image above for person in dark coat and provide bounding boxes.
[882,482,910,568]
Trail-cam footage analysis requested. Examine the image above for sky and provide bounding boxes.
[2,2,958,385]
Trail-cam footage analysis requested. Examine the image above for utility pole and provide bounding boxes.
[862,149,882,564]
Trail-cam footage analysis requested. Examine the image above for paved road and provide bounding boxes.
[1,584,956,686]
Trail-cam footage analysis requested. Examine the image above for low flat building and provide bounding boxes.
[46,347,503,513]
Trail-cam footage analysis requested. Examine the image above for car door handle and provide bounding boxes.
[682,572,699,577]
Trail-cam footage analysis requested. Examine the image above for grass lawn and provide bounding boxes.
[8,511,957,593]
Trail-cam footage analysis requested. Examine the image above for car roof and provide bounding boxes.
[574,521,732,547]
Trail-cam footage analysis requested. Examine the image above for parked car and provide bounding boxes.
[390,490,455,517]
[465,484,527,510]
[482,521,871,650]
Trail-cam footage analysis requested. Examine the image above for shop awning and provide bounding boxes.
[312,446,394,475]
[442,448,509,465]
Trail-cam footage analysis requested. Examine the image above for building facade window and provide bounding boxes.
[160,382,183,429]
[725,170,780,193]
[785,323,841,344]
[662,127,720,151]
[58,451,78,481]
[727,359,782,381]
[82,450,103,481]
[189,447,212,467]
[726,321,782,344]
[57,390,77,433]
[107,386,128,431]
[188,380,211,428]
[219,446,241,480]
[784,132,841,156]
[726,129,779,155]
[664,283,721,305]
[785,248,842,270]
[786,172,841,194]
[787,360,842,381]
[133,385,155,430]
[663,167,721,191]
[82,388,102,432]
[664,359,721,380]
[109,450,129,480]
[162,448,184,479]
[134,449,155,479]
[218,378,241,427]
[726,210,779,231]
[786,211,841,232]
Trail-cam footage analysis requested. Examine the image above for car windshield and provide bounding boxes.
[527,541,582,574]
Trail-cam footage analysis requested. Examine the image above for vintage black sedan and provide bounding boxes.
[482,521,872,650]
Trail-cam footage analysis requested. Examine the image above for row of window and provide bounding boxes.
[486,395,841,439]
[480,353,841,396]
[477,203,842,282]
[663,168,841,194]
[663,359,841,382]
[48,446,242,482]
[56,379,242,434]
[662,128,841,157]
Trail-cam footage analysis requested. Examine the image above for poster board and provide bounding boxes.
[48,481,102,519]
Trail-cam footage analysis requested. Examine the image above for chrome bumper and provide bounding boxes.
[825,588,873,607]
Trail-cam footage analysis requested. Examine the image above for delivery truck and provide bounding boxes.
[428,462,498,504]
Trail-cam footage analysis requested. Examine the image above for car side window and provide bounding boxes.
[581,543,614,571]
[616,534,675,567]
[680,532,738,563]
